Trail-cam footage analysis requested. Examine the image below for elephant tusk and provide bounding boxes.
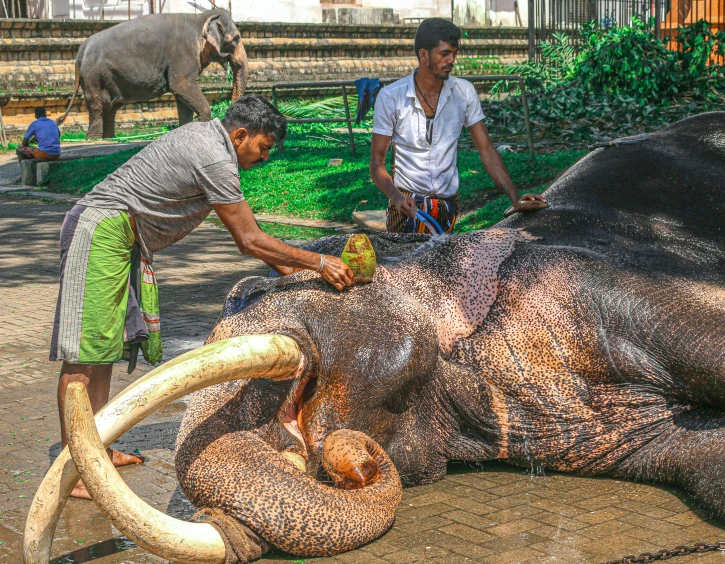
[65,382,226,563]
[23,334,302,564]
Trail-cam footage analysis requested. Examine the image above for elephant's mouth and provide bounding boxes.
[280,371,316,464]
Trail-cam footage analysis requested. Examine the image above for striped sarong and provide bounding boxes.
[50,205,162,365]
[386,188,459,234]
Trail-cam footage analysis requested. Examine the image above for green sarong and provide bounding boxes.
[50,205,162,366]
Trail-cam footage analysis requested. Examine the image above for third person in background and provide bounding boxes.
[369,18,546,234]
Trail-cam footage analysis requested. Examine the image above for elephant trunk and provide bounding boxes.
[230,40,248,102]
[176,420,402,557]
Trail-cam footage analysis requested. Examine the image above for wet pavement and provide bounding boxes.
[1,195,724,564]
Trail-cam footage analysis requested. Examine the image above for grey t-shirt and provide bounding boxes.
[78,119,244,261]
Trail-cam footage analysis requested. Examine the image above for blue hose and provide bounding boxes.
[414,210,444,235]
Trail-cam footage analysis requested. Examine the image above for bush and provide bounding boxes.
[485,18,725,145]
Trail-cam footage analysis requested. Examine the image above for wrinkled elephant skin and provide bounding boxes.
[59,9,247,139]
[176,112,725,558]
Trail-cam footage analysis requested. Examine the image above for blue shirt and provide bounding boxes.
[25,117,61,155]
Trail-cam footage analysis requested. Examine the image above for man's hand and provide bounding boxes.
[392,193,418,219]
[319,255,355,290]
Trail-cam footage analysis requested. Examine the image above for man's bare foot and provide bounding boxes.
[70,480,92,500]
[69,450,144,500]
[110,448,145,466]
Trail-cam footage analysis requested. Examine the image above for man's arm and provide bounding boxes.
[213,201,354,290]
[21,123,35,147]
[467,121,547,205]
[369,133,417,218]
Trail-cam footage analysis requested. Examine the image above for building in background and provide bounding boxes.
[5,0,528,27]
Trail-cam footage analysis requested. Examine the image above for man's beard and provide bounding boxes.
[428,59,451,80]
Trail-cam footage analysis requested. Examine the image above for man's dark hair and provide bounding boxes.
[222,94,287,142]
[414,18,461,60]
[34,106,47,118]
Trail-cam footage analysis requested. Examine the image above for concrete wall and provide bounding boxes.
[454,0,528,26]
[232,0,322,23]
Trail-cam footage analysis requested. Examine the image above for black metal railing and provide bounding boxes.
[527,0,724,58]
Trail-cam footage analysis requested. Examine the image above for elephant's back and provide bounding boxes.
[80,12,200,63]
[499,112,725,281]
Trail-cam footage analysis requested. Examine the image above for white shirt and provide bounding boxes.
[372,71,485,199]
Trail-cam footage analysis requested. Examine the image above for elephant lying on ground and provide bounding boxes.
[56,9,248,139]
[23,112,725,563]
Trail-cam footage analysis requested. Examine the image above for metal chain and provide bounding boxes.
[603,541,725,563]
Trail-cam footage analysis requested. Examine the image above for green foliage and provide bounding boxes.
[575,17,677,102]
[211,99,230,121]
[485,19,725,145]
[276,96,355,119]
[456,56,509,75]
[494,32,579,95]
[41,125,580,233]
[59,125,170,143]
[42,147,144,191]
[60,130,87,142]
[210,97,358,122]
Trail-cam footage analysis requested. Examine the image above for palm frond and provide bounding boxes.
[277,97,356,119]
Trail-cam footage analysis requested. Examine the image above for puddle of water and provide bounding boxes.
[49,537,136,564]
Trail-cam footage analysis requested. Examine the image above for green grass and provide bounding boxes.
[206,216,339,240]
[42,126,584,232]
[43,147,144,191]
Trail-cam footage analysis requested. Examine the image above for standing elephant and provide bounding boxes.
[24,113,725,563]
[56,9,248,139]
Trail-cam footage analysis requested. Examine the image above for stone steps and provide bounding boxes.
[0,18,528,134]
[0,18,529,40]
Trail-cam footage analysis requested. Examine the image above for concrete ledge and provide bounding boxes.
[352,210,386,232]
[20,155,82,186]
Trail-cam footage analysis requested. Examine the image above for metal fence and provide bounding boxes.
[527,0,724,58]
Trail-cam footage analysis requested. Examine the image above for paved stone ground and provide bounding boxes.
[1,195,725,564]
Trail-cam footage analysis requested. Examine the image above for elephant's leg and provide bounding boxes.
[617,410,725,518]
[102,104,121,139]
[170,79,211,123]
[85,93,105,140]
[176,100,195,127]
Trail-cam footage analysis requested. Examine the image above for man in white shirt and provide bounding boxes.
[370,18,547,233]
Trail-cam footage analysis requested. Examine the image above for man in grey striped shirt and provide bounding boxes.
[51,94,354,498]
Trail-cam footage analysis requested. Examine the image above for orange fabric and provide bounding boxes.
[16,146,60,160]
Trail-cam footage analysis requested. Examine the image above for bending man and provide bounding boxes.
[50,94,354,498]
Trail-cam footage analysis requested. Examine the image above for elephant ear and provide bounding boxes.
[202,13,224,55]
[381,228,538,355]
